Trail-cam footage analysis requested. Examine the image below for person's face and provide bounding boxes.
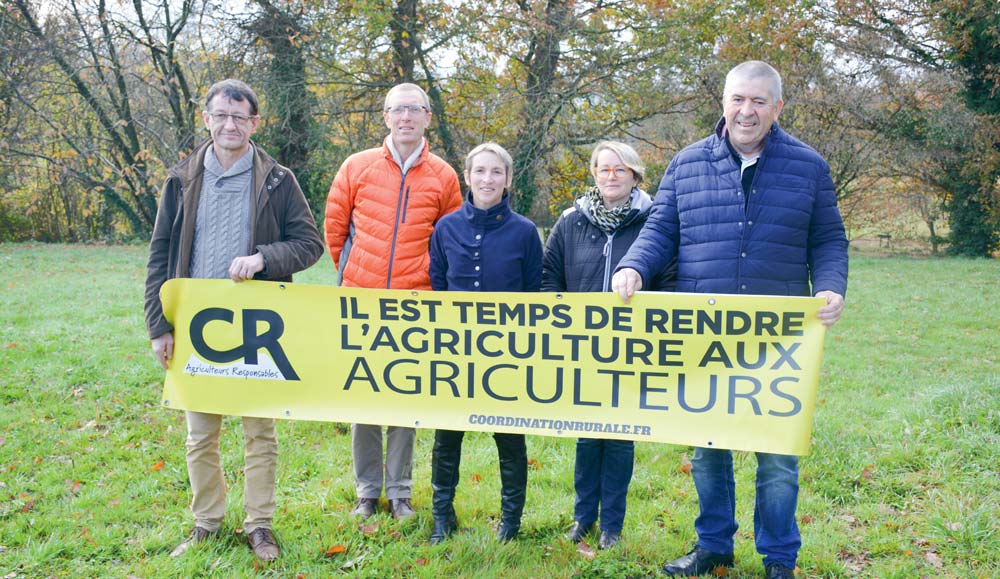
[593,149,638,207]
[383,89,431,151]
[202,95,258,154]
[465,151,510,210]
[722,75,783,157]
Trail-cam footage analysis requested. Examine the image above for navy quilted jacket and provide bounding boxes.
[618,119,848,297]
[429,193,543,293]
[542,188,675,293]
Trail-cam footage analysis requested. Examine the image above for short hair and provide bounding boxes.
[205,79,259,116]
[465,142,514,177]
[384,82,431,111]
[590,141,645,184]
[725,61,783,103]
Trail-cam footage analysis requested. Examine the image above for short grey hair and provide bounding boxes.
[205,79,259,115]
[590,141,645,184]
[384,82,431,111]
[465,142,514,177]
[725,61,783,103]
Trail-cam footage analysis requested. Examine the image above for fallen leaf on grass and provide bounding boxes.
[4,343,17,349]
[711,566,729,577]
[325,544,347,556]
[799,515,814,524]
[295,574,307,579]
[361,521,378,536]
[946,522,962,531]
[576,541,595,559]
[414,557,429,566]
[148,460,165,471]
[19,500,35,513]
[860,465,875,480]
[341,554,365,569]
[70,480,83,494]
[925,552,943,568]
[79,527,97,546]
[470,473,482,483]
[528,458,541,470]
[678,453,693,475]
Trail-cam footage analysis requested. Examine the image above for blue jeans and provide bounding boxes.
[691,448,800,568]
[573,438,634,533]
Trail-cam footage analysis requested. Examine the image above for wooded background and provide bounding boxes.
[1,0,998,256]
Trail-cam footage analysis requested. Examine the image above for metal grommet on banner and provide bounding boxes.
[708,298,716,306]
[414,421,420,427]
[163,400,170,406]
[285,410,291,417]
[279,284,286,290]
[411,291,418,296]
[555,293,563,299]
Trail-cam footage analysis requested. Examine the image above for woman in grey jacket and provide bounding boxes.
[542,141,675,549]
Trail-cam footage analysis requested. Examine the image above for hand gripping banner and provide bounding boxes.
[159,279,828,455]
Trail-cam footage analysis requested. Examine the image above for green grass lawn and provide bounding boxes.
[0,243,997,579]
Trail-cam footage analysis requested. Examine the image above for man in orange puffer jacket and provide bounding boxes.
[324,82,462,520]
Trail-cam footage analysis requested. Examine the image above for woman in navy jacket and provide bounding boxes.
[428,143,543,544]
[542,141,675,549]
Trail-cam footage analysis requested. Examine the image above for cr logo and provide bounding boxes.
[189,308,300,380]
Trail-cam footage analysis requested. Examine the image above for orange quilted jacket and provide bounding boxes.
[324,139,462,289]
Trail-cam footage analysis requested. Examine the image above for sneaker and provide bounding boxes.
[766,564,795,579]
[598,530,621,549]
[567,521,593,542]
[661,546,735,576]
[247,527,280,562]
[169,526,214,558]
[389,497,416,520]
[351,497,378,520]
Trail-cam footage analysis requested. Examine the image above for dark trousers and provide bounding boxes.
[431,430,527,527]
[573,437,635,533]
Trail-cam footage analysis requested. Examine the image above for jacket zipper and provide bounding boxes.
[387,173,408,288]
[401,185,411,224]
[602,232,615,292]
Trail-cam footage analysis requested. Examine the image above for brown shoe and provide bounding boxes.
[389,498,416,520]
[247,527,280,562]
[351,497,378,520]
[170,526,214,558]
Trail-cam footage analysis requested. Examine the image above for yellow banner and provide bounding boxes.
[159,279,828,455]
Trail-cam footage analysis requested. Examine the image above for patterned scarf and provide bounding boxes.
[586,186,632,234]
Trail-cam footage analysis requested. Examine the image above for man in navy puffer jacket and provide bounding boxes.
[612,61,848,579]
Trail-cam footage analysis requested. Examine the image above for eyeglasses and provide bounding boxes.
[206,111,258,126]
[385,104,429,117]
[596,166,631,179]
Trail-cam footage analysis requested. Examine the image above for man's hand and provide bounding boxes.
[151,332,174,369]
[611,268,643,303]
[815,290,845,327]
[229,253,265,282]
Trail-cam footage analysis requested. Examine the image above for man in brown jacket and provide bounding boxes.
[144,79,323,562]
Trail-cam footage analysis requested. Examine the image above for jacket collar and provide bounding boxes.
[460,191,513,230]
[574,187,654,229]
[382,137,429,171]
[170,139,278,191]
[713,116,780,160]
